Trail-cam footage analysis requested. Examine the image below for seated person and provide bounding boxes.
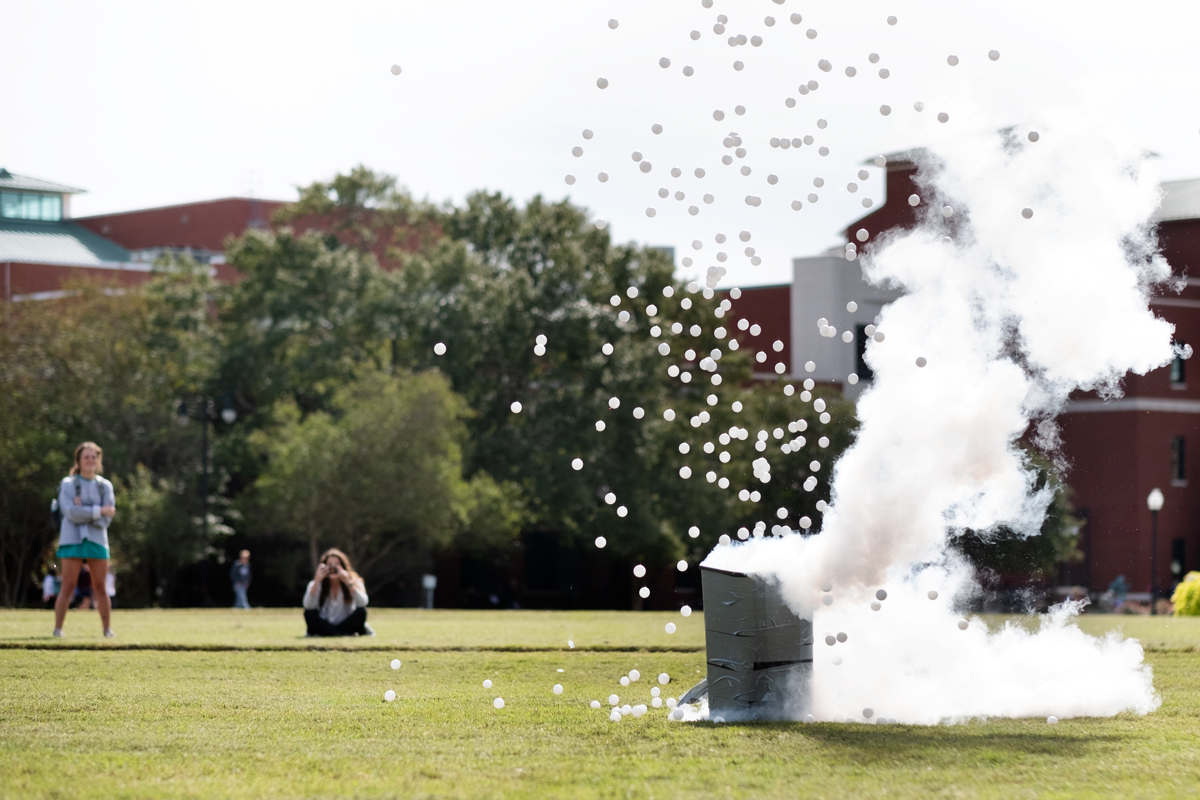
[302,548,374,637]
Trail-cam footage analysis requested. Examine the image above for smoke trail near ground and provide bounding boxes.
[704,107,1173,722]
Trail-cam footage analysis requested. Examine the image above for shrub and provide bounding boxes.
[1172,572,1200,617]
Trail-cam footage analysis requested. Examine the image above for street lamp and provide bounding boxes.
[1147,488,1164,615]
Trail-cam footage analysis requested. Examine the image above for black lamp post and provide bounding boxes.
[1147,488,1164,615]
[176,395,237,605]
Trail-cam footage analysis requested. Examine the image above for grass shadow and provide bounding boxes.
[748,720,1128,763]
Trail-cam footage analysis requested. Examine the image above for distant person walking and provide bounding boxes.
[1108,574,1129,612]
[105,565,117,609]
[53,442,116,638]
[42,568,60,609]
[230,550,252,609]
[302,548,374,637]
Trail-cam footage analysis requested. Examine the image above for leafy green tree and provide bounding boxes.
[273,164,440,266]
[111,465,215,606]
[0,166,873,608]
[241,370,523,595]
[714,385,859,542]
[215,228,393,419]
[385,191,753,564]
[0,405,67,606]
[951,451,1083,584]
[0,268,217,606]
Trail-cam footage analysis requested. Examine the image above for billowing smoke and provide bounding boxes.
[704,108,1173,723]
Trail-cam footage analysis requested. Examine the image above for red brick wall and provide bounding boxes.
[1058,408,1200,592]
[843,162,922,246]
[75,198,287,253]
[1159,218,1200,277]
[5,261,152,300]
[724,284,792,375]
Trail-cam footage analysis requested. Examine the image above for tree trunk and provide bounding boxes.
[1,524,51,608]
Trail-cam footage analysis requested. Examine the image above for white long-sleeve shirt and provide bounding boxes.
[303,579,368,625]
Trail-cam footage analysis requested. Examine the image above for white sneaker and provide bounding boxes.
[52,629,63,638]
[103,629,116,638]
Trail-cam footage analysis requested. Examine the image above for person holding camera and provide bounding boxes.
[53,442,116,638]
[302,548,374,637]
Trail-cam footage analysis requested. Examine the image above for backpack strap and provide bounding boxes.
[75,475,103,507]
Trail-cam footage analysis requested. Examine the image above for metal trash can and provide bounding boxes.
[700,564,813,720]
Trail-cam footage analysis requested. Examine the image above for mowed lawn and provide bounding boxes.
[3,607,1199,651]
[0,607,706,650]
[1,610,1198,799]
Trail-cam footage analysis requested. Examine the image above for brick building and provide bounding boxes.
[2,168,144,302]
[1,167,291,303]
[732,153,1199,598]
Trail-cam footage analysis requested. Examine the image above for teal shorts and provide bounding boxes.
[56,541,110,561]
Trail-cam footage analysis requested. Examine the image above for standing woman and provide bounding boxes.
[53,442,116,638]
[302,548,374,636]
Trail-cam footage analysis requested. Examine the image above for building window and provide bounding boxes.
[0,192,18,219]
[1171,436,1186,485]
[41,193,61,220]
[0,190,62,221]
[1171,539,1186,584]
[1170,342,1186,386]
[855,325,875,383]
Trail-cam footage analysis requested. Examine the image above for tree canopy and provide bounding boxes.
[0,166,1081,608]
[0,272,214,606]
[243,370,523,592]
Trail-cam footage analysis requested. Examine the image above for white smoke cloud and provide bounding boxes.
[810,588,1160,724]
[703,102,1175,722]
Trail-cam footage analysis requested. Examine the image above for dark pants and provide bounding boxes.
[304,607,368,637]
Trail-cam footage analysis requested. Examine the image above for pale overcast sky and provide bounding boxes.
[4,0,1199,286]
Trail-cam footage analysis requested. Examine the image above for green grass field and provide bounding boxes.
[0,607,707,650]
[3,607,1198,651]
[1,609,1198,799]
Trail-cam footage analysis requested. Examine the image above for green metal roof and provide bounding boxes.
[0,168,85,194]
[0,219,131,264]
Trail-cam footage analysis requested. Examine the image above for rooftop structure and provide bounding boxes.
[0,218,131,265]
[0,170,293,300]
[2,168,428,302]
[0,167,84,222]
